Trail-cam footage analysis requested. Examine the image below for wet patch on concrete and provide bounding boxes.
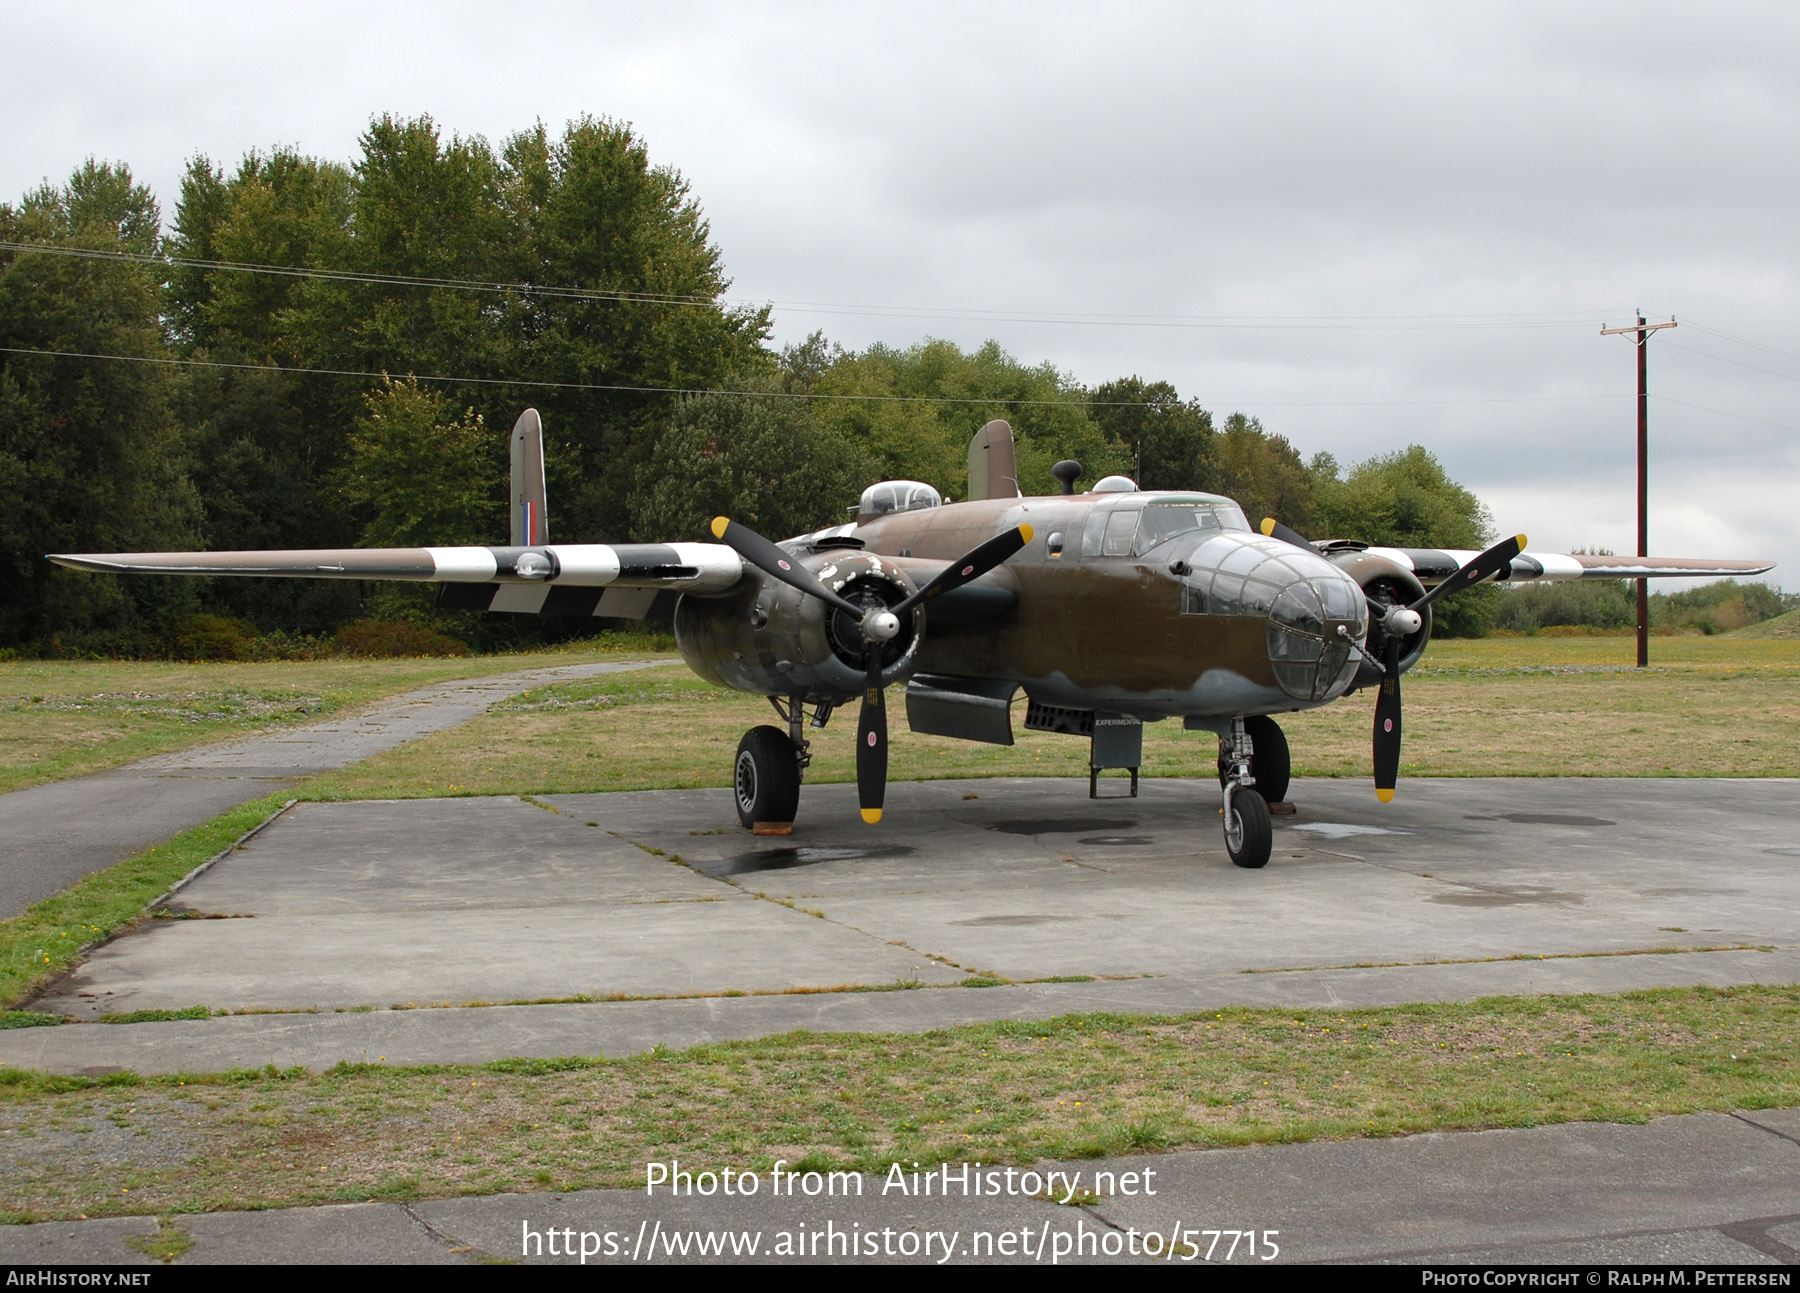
[1079,836,1154,846]
[1465,813,1617,827]
[694,844,916,877]
[983,818,1137,836]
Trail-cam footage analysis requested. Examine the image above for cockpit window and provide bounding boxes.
[1101,509,1139,557]
[1132,500,1252,555]
[857,480,942,520]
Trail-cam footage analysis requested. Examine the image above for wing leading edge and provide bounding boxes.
[1363,547,1774,585]
[48,543,746,621]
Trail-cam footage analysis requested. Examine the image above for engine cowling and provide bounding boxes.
[674,550,926,701]
[1330,551,1433,691]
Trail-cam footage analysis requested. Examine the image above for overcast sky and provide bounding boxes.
[4,1,1796,583]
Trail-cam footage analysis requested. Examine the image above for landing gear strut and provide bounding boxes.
[1220,716,1273,869]
[733,697,825,832]
[1216,715,1291,805]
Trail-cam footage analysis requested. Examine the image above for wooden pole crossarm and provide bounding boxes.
[1600,320,1677,336]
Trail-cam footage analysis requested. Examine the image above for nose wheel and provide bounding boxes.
[1220,716,1274,868]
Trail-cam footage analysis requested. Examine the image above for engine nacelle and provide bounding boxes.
[1330,551,1433,691]
[674,550,926,702]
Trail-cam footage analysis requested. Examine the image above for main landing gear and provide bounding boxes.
[733,697,831,832]
[1218,715,1287,869]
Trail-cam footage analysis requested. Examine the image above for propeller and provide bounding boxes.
[1370,533,1526,802]
[710,517,1033,824]
[1259,516,1313,550]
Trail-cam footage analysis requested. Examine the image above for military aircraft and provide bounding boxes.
[50,411,1774,869]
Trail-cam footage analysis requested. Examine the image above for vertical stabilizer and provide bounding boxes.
[510,409,549,546]
[968,419,1019,501]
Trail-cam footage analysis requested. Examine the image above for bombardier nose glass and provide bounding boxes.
[1180,535,1368,701]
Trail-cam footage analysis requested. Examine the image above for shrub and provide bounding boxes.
[164,614,259,660]
[333,618,470,658]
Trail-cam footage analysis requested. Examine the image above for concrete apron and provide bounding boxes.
[5,775,1798,1075]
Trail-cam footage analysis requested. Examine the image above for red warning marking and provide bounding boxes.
[866,732,877,747]
[961,565,975,576]
[778,560,791,570]
[1383,719,1393,732]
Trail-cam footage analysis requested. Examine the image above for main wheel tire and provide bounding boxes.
[1215,716,1293,804]
[734,725,801,829]
[1225,789,1273,869]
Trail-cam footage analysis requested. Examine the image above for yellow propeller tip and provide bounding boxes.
[1376,788,1395,803]
[1260,518,1277,536]
[709,517,730,539]
[1516,533,1528,548]
[1018,523,1034,542]
[860,808,882,824]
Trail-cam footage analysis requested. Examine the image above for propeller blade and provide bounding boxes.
[710,517,868,620]
[857,644,887,824]
[1410,534,1527,612]
[1259,517,1313,550]
[1365,535,1525,803]
[1373,631,1403,802]
[891,524,1034,616]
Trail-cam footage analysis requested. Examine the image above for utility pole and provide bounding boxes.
[1600,313,1676,667]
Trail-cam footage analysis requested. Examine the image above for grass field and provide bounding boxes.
[0,985,1795,1222]
[0,642,667,796]
[298,635,1800,801]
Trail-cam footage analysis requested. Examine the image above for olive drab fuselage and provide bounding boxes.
[673,490,1380,725]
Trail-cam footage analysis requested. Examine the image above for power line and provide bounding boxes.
[0,344,1631,410]
[0,241,1624,333]
[1677,318,1800,368]
[1650,393,1800,435]
[0,344,1151,407]
[1661,340,1800,384]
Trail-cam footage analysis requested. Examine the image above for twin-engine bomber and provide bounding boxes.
[50,411,1774,869]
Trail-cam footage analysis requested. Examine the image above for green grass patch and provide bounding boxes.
[0,1011,63,1030]
[0,985,1795,1221]
[125,1217,195,1263]
[296,637,1800,801]
[0,795,292,1009]
[97,1006,212,1025]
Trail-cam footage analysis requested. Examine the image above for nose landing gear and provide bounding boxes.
[1220,716,1274,869]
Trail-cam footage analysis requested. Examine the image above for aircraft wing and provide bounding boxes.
[1362,547,1775,585]
[49,542,745,620]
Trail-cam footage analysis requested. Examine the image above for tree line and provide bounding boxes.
[3,114,1509,656]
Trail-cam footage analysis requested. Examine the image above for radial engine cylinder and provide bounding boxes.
[1331,550,1433,690]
